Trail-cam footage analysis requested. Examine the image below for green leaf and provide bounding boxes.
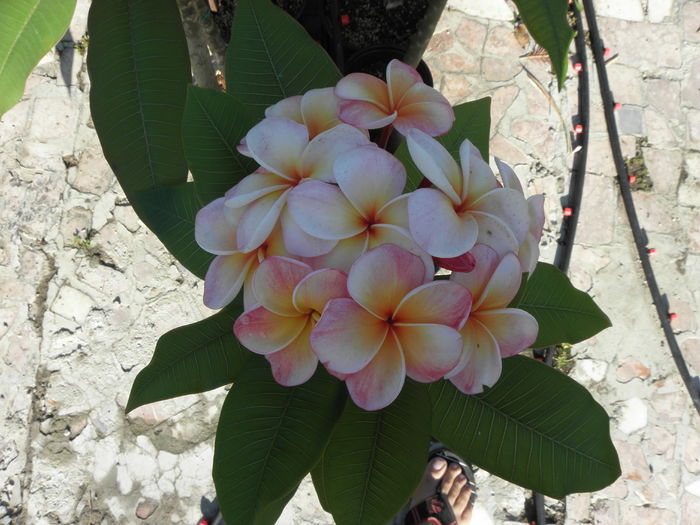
[253,483,301,525]
[0,0,77,117]
[310,456,330,513]
[87,0,191,216]
[429,356,621,499]
[320,380,431,525]
[225,0,341,122]
[132,183,213,280]
[396,98,491,192]
[182,86,258,204]
[512,0,574,88]
[126,303,249,413]
[214,360,345,524]
[518,263,611,348]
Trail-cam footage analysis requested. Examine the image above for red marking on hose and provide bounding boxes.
[628,174,636,183]
[669,312,678,321]
[574,62,583,72]
[340,14,350,26]
[574,124,583,134]
[198,520,209,525]
[563,207,573,217]
[647,248,656,256]
[614,102,621,111]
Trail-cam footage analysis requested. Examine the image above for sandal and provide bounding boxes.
[403,443,477,525]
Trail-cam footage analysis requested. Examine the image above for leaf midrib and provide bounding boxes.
[128,323,237,406]
[249,2,287,99]
[126,2,157,190]
[439,382,615,471]
[0,1,41,77]
[191,91,252,174]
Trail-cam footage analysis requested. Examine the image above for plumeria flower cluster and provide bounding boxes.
[195,59,543,410]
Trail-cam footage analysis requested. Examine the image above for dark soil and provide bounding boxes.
[211,0,431,77]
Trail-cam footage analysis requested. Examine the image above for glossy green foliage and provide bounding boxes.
[126,303,249,412]
[132,183,214,279]
[430,356,621,499]
[0,0,76,116]
[225,0,342,122]
[518,263,612,348]
[214,360,346,524]
[87,0,191,219]
[182,86,258,204]
[314,381,431,525]
[513,0,574,88]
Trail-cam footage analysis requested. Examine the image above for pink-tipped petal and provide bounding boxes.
[265,95,303,122]
[518,233,539,275]
[394,101,455,137]
[300,124,372,182]
[528,194,546,241]
[224,172,291,209]
[475,308,538,358]
[376,194,410,229]
[460,140,499,202]
[287,180,365,240]
[435,252,476,273]
[408,188,478,258]
[204,253,256,309]
[471,188,530,245]
[236,189,290,253]
[245,117,308,180]
[292,268,349,314]
[234,306,307,354]
[334,146,406,219]
[338,101,397,130]
[475,252,522,310]
[394,281,471,329]
[335,72,391,111]
[252,256,312,316]
[266,320,318,386]
[310,298,389,374]
[495,157,523,194]
[406,129,462,203]
[345,332,405,411]
[302,232,368,273]
[386,59,423,107]
[280,207,338,257]
[393,323,462,382]
[471,211,519,257]
[347,244,426,318]
[366,224,434,282]
[450,244,499,303]
[300,88,341,137]
[398,78,453,106]
[195,197,239,255]
[446,319,502,395]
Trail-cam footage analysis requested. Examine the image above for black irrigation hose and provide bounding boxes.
[532,5,590,524]
[581,0,700,417]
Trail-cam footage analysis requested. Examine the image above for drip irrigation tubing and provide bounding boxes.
[581,0,700,417]
[534,1,700,523]
[532,3,590,523]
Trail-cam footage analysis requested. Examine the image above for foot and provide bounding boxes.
[407,456,474,525]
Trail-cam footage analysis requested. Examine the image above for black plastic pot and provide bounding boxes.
[344,44,433,86]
